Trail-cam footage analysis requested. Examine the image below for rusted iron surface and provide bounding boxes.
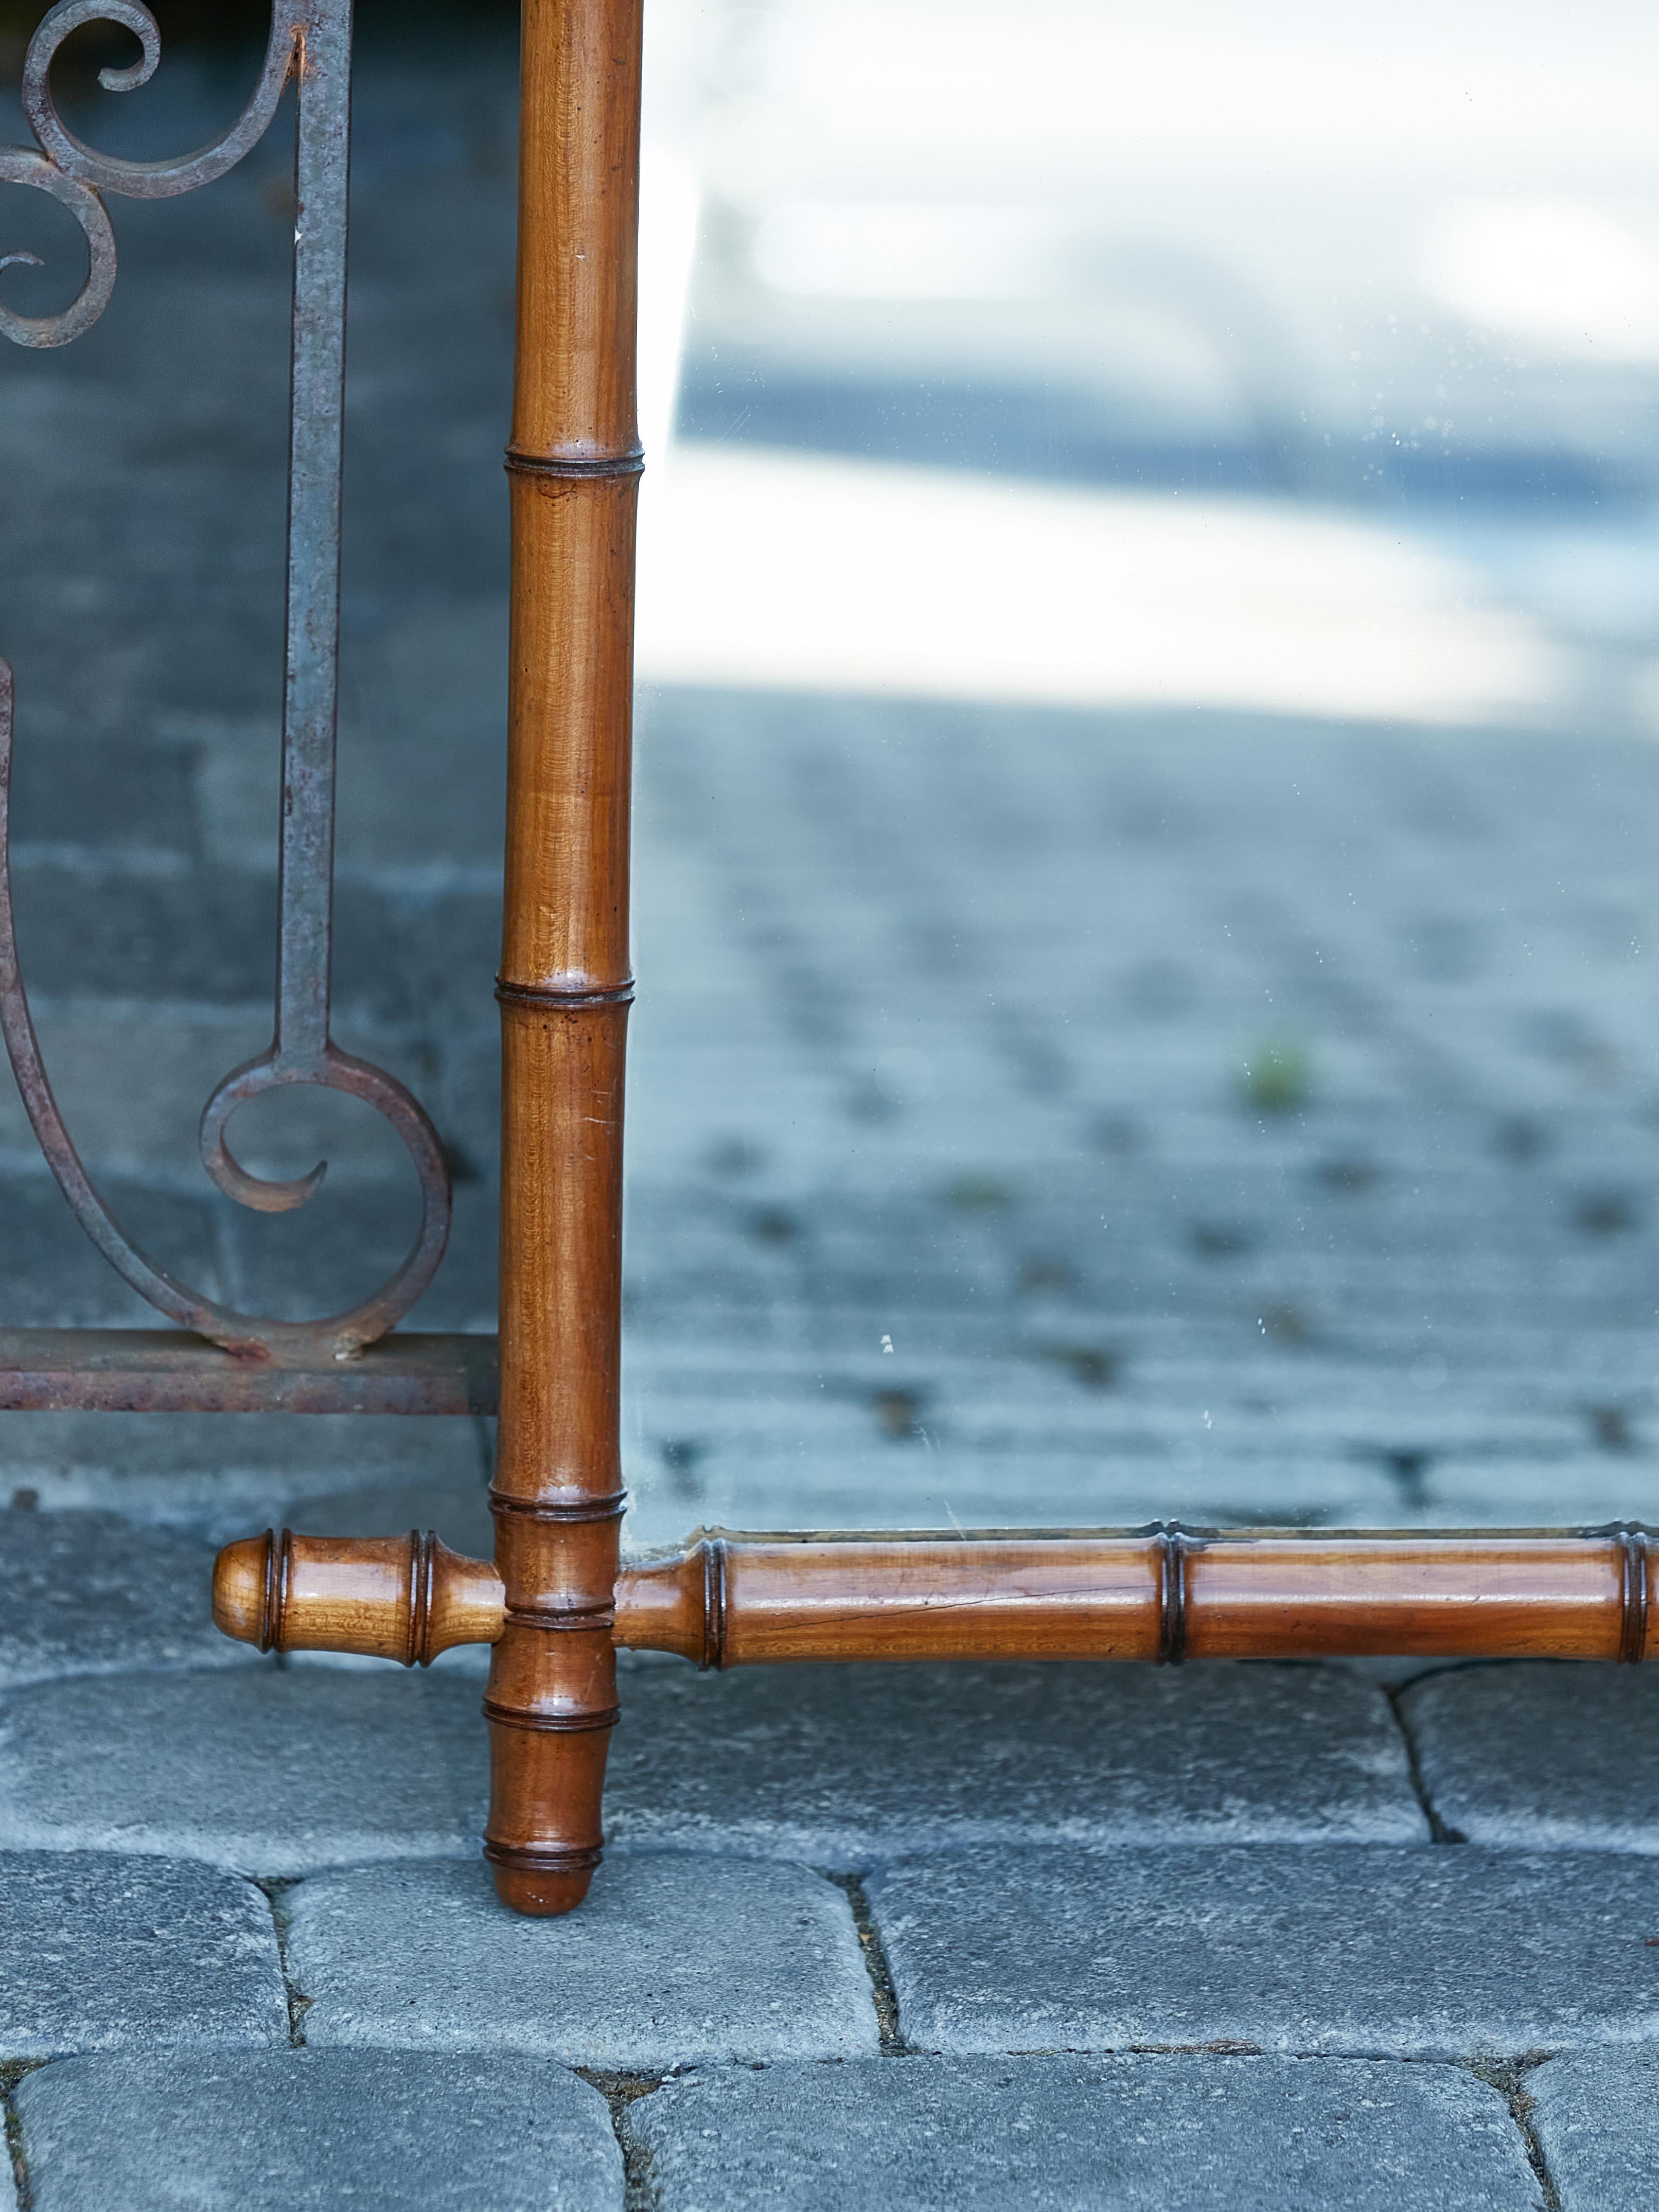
[0,1329,499,1414]
[0,5,455,1365]
[2,4,303,349]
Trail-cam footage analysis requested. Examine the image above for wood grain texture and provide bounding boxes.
[612,1525,1656,1667]
[211,1529,505,1664]
[486,0,643,1917]
[210,1524,1655,1669]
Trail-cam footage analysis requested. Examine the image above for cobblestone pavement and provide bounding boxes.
[5,24,1659,2212]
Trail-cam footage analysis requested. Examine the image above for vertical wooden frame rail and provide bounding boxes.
[485,0,642,1915]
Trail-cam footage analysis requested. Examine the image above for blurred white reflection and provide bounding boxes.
[638,148,703,461]
[636,447,1566,723]
[1424,199,1659,365]
[633,0,1659,739]
[753,203,1062,300]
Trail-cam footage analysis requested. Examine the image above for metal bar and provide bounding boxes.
[0,1329,498,1414]
[276,0,349,1065]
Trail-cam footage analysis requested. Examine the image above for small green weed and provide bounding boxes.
[1239,1037,1311,1116]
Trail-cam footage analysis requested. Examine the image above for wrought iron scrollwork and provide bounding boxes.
[0,2,454,1362]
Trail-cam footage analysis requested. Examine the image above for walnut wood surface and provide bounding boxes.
[213,1525,1655,1669]
[211,1529,505,1664]
[611,1526,1655,1666]
[486,0,643,1916]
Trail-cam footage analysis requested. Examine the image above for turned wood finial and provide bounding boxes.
[212,1529,505,1664]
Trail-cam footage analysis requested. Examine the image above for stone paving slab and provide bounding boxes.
[623,2053,1538,2212]
[1529,2047,1659,2212]
[0,1851,285,2058]
[1401,1662,1659,1851]
[603,1660,1424,1863]
[0,1509,254,1690]
[868,1843,1659,2058]
[0,1670,485,1872]
[288,1853,878,2068]
[0,1649,1427,1875]
[11,2050,622,2212]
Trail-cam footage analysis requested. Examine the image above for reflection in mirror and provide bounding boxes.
[623,0,1659,1543]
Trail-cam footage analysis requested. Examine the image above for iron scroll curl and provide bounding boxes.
[0,4,456,1361]
[1,1,304,347]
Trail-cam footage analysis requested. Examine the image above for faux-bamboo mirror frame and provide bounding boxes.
[1,0,1648,1918]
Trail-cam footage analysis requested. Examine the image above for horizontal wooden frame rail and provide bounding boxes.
[213,1524,1657,1673]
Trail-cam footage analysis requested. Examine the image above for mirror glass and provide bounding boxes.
[2,2,1655,1551]
[628,0,1659,1544]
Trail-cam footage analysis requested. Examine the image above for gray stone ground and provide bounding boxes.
[3,21,1659,2210]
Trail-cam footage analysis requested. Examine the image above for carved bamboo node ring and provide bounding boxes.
[261,1525,290,1655]
[504,1605,617,1633]
[480,1700,623,1733]
[479,1840,609,1918]
[701,1534,729,1672]
[493,981,636,1011]
[1603,1523,1651,1664]
[1155,1523,1194,1667]
[483,1840,605,1870]
[488,1490,629,1525]
[406,1528,434,1669]
[503,447,645,480]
